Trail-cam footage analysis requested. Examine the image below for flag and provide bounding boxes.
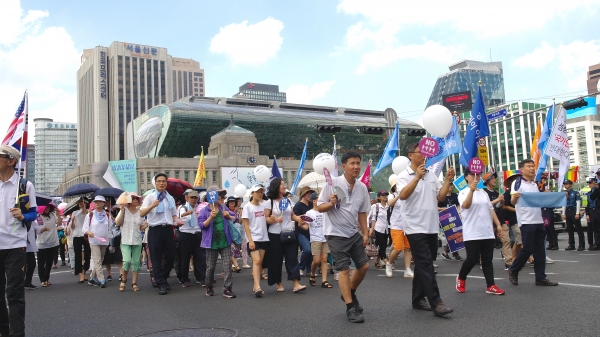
[426,115,462,167]
[270,156,282,179]
[290,138,308,195]
[2,90,28,175]
[535,102,555,182]
[460,86,489,167]
[373,121,399,176]
[331,135,339,177]
[565,166,579,182]
[193,147,206,187]
[359,160,372,188]
[543,105,569,187]
[531,118,542,171]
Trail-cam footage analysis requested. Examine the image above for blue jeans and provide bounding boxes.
[509,223,546,282]
[297,234,313,272]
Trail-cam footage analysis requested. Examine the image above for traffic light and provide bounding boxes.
[563,98,588,110]
[314,125,342,133]
[359,127,384,134]
[407,129,426,136]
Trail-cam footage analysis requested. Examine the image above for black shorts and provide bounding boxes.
[326,232,369,272]
[248,241,269,252]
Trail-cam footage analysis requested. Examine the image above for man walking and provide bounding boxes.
[140,173,179,295]
[178,189,206,287]
[482,172,512,269]
[317,152,370,323]
[561,180,585,251]
[586,177,600,250]
[508,159,558,286]
[397,142,454,317]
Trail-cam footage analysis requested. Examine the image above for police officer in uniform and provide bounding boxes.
[561,180,585,251]
[586,177,600,250]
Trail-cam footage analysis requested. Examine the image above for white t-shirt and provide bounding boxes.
[36,213,60,249]
[264,199,294,234]
[317,175,370,238]
[241,202,269,242]
[511,178,543,225]
[178,203,201,234]
[397,167,442,235]
[368,202,389,233]
[141,192,178,226]
[71,210,87,237]
[82,210,111,246]
[388,192,404,230]
[306,209,326,243]
[26,220,42,253]
[0,173,37,249]
[458,189,495,241]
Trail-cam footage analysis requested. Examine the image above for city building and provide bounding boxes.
[588,63,600,95]
[233,82,286,102]
[34,119,77,195]
[77,41,204,165]
[426,60,505,112]
[565,96,600,178]
[26,144,34,185]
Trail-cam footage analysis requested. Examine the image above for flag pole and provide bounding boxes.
[13,131,25,232]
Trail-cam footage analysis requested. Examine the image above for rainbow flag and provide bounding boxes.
[503,170,522,180]
[531,118,542,171]
[565,166,579,182]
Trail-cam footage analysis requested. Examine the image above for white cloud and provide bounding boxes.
[513,42,556,69]
[0,0,80,138]
[285,80,336,104]
[210,18,284,66]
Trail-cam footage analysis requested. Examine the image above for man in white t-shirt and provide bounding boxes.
[508,159,558,286]
[317,151,370,323]
[397,142,455,317]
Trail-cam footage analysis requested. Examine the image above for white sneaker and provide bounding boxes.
[334,272,339,281]
[299,270,304,276]
[385,263,393,278]
[404,268,414,278]
[546,256,554,264]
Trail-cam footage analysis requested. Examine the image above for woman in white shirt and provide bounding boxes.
[368,190,390,269]
[36,203,61,287]
[115,193,147,292]
[456,168,505,295]
[264,178,307,293]
[242,185,270,297]
[24,220,42,289]
[83,196,111,288]
[70,198,91,283]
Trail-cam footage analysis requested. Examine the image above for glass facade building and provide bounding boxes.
[426,60,505,110]
[234,83,286,102]
[26,144,35,185]
[34,119,78,195]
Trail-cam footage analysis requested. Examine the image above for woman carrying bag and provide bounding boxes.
[115,193,147,292]
[36,203,61,287]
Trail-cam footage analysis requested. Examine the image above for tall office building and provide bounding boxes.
[77,41,204,165]
[26,144,35,185]
[588,63,600,95]
[233,82,286,102]
[34,119,77,195]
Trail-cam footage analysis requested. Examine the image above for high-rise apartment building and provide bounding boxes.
[33,119,77,195]
[26,144,35,185]
[77,41,204,165]
[233,82,286,102]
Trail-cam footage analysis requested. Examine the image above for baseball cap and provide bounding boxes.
[226,196,237,204]
[309,192,319,201]
[377,190,389,197]
[94,195,106,202]
[249,184,265,193]
[483,172,497,182]
[563,180,573,185]
[184,189,199,197]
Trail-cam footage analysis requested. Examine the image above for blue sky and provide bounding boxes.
[1,0,599,139]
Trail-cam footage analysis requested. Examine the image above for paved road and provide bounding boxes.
[26,232,599,337]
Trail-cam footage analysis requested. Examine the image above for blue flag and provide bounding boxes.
[270,157,282,180]
[373,121,399,176]
[426,116,462,167]
[290,139,308,195]
[459,86,490,167]
[535,102,554,182]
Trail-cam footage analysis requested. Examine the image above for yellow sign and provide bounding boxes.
[478,147,489,166]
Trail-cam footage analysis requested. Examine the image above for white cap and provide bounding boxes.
[249,184,265,193]
[94,195,106,202]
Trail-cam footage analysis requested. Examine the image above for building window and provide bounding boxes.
[596,133,600,138]
[140,172,144,183]
[175,170,180,179]
[147,172,151,183]
[594,126,600,130]
[212,171,217,183]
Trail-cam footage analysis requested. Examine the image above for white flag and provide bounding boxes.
[543,106,569,188]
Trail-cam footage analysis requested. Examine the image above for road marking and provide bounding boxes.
[560,282,600,289]
[548,260,579,262]
[578,254,599,256]
[529,272,558,275]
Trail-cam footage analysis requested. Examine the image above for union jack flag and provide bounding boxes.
[2,90,28,174]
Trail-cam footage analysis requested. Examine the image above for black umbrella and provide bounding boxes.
[92,187,124,198]
[64,183,100,197]
[62,199,80,216]
[36,193,54,207]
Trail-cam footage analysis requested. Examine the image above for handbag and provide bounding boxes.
[228,221,242,245]
[365,237,378,258]
[280,230,296,243]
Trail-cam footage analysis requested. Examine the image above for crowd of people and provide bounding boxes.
[3,141,596,335]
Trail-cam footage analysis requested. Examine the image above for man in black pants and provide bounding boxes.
[178,189,206,287]
[586,177,600,250]
[397,142,455,317]
[561,180,585,251]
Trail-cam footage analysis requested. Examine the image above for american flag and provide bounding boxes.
[2,90,28,175]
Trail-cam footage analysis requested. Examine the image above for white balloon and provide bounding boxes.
[312,153,336,175]
[422,105,453,138]
[234,184,247,198]
[388,174,398,187]
[392,156,410,175]
[254,165,270,182]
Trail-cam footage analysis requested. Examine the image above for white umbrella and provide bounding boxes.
[297,172,326,191]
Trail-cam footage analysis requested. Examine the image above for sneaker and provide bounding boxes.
[565,245,575,251]
[346,306,364,323]
[340,294,363,313]
[182,281,190,288]
[456,276,466,293]
[545,256,554,264]
[535,278,558,286]
[441,252,451,260]
[432,300,453,316]
[404,268,414,278]
[88,278,99,286]
[453,254,464,261]
[577,245,585,251]
[433,264,438,268]
[242,265,251,269]
[385,263,393,278]
[106,275,113,281]
[206,286,214,296]
[299,270,304,276]
[334,272,339,281]
[100,281,106,288]
[197,280,206,287]
[508,270,518,285]
[486,284,505,295]
[159,285,167,295]
[504,264,510,271]
[24,284,37,289]
[223,287,236,298]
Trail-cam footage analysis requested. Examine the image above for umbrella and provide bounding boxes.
[93,187,124,198]
[64,183,100,197]
[297,172,326,191]
[142,189,154,197]
[166,178,192,196]
[116,191,132,205]
[36,193,54,207]
[62,199,80,216]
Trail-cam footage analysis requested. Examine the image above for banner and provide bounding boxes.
[221,167,282,197]
[426,116,462,167]
[453,176,485,191]
[105,159,138,192]
[544,106,569,187]
[290,138,308,195]
[359,160,372,188]
[535,103,555,182]
[439,205,464,253]
[459,86,490,167]
[193,148,206,187]
[373,121,399,176]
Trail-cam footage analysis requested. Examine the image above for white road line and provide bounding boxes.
[548,260,579,262]
[578,254,599,256]
[529,272,558,275]
[560,282,600,289]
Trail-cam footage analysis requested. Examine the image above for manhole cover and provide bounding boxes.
[139,328,238,337]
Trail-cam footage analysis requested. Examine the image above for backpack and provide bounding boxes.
[386,194,395,225]
[18,178,33,231]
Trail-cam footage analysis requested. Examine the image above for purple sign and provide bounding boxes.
[419,137,439,158]
[468,157,484,174]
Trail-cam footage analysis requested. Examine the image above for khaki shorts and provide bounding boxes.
[512,225,523,245]
[311,241,329,256]
[390,229,410,251]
